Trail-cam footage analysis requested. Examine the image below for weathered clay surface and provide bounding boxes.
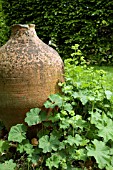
[0,24,64,130]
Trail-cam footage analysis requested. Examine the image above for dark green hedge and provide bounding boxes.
[1,0,113,64]
[0,1,9,46]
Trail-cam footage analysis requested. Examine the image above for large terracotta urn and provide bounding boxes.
[0,24,64,130]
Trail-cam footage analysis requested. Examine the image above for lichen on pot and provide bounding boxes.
[0,24,64,130]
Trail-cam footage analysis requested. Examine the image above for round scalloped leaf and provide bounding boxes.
[8,124,27,143]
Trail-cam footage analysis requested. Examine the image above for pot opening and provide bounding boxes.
[11,24,36,36]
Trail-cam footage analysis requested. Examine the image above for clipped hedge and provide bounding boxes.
[1,0,113,64]
[0,1,9,46]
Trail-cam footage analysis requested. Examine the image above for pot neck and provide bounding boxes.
[11,24,37,38]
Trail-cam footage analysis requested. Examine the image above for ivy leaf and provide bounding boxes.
[39,134,60,153]
[87,139,110,169]
[25,108,41,126]
[0,140,10,154]
[0,159,16,170]
[44,94,63,108]
[105,90,112,100]
[8,124,27,143]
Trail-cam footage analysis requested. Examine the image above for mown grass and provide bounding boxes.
[93,66,113,92]
[94,66,113,73]
[94,66,113,79]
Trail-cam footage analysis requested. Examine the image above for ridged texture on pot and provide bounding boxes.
[0,24,64,129]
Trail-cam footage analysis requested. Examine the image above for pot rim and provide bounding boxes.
[11,24,35,29]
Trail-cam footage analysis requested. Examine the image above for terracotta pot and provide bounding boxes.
[0,24,64,130]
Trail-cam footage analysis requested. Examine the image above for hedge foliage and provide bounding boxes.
[0,1,9,47]
[1,0,113,64]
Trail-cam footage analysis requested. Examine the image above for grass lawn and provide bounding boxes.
[94,66,113,78]
[93,66,113,92]
[94,66,113,73]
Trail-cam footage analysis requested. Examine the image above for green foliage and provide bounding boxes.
[46,153,63,169]
[17,139,34,155]
[44,94,63,108]
[0,140,9,154]
[0,58,113,170]
[87,139,110,169]
[25,108,41,126]
[1,58,113,169]
[39,134,60,153]
[1,0,113,64]
[0,159,16,170]
[0,1,9,46]
[8,124,27,143]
